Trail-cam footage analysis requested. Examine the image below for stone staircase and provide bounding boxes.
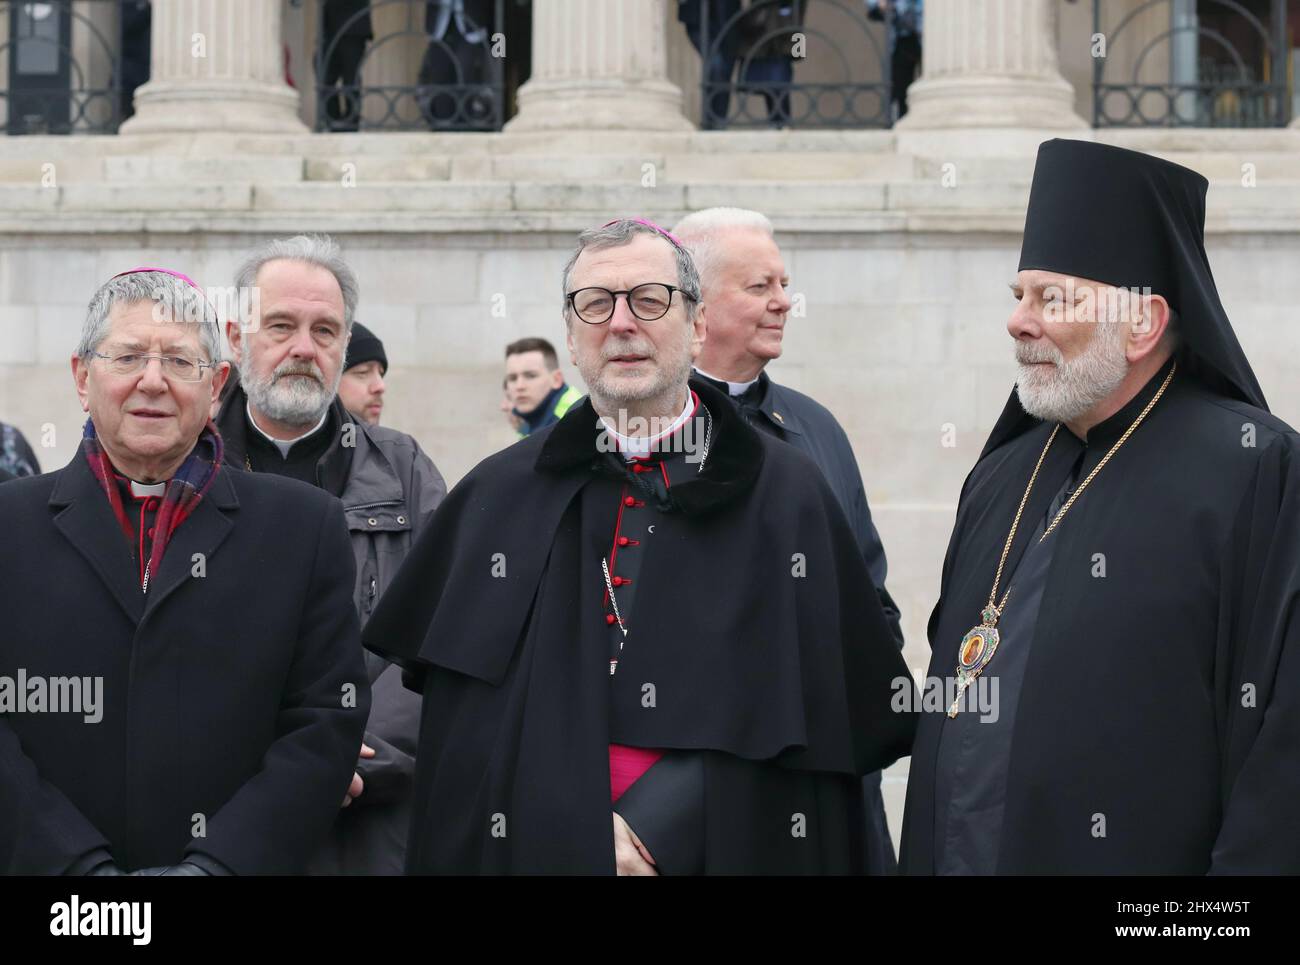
[2,128,1299,235]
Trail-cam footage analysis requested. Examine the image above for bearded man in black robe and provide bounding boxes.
[364,218,916,874]
[900,139,1300,874]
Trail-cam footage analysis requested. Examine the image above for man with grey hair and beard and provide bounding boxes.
[215,235,446,874]
[901,140,1300,874]
[364,218,916,874]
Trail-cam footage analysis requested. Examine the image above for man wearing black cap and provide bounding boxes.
[338,322,388,427]
[900,139,1300,874]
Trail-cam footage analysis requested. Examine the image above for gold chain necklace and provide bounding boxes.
[947,361,1177,717]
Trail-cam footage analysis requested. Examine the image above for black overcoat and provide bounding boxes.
[0,453,370,874]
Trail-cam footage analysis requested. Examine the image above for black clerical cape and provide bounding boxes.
[363,378,916,874]
[901,364,1300,873]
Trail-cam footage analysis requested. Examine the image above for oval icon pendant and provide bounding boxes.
[949,624,1000,717]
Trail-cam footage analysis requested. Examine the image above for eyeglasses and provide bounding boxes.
[92,352,216,383]
[566,283,697,325]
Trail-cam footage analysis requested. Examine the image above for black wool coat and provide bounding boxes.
[0,453,370,874]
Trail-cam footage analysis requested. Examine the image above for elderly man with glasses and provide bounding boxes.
[365,218,916,875]
[0,268,369,875]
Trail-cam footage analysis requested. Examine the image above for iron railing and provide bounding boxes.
[694,0,892,129]
[1093,0,1290,127]
[0,0,146,135]
[314,0,505,132]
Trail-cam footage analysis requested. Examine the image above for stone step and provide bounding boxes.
[7,176,1300,221]
[4,128,1300,188]
[102,156,305,183]
[301,151,916,183]
[11,149,1291,190]
[253,179,904,213]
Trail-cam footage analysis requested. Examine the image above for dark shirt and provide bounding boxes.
[931,449,1084,874]
[241,404,348,497]
[110,474,164,587]
[582,391,708,669]
[587,440,700,671]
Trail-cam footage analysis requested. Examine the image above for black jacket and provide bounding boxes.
[214,377,447,875]
[364,377,916,873]
[0,453,370,874]
[323,0,374,41]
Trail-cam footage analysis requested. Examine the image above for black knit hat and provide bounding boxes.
[345,322,387,374]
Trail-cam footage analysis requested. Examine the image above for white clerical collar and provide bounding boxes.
[603,390,696,461]
[247,401,329,458]
[694,366,761,398]
[128,480,166,498]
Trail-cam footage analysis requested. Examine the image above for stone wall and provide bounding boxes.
[3,129,1299,668]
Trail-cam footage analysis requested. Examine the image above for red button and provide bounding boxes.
[632,464,645,473]
[617,536,630,546]
[147,528,156,538]
[624,496,636,506]
[605,613,616,626]
[612,576,624,586]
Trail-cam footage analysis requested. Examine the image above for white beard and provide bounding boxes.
[241,344,342,428]
[1015,321,1129,425]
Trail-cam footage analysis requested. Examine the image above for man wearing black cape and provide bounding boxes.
[364,218,916,874]
[900,139,1300,874]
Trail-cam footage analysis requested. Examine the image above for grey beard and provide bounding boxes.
[581,347,693,410]
[241,350,341,428]
[586,366,690,423]
[1015,323,1129,425]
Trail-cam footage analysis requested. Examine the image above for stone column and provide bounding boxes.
[120,0,307,135]
[506,0,691,132]
[897,0,1087,131]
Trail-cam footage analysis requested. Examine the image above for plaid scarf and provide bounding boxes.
[81,418,224,591]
